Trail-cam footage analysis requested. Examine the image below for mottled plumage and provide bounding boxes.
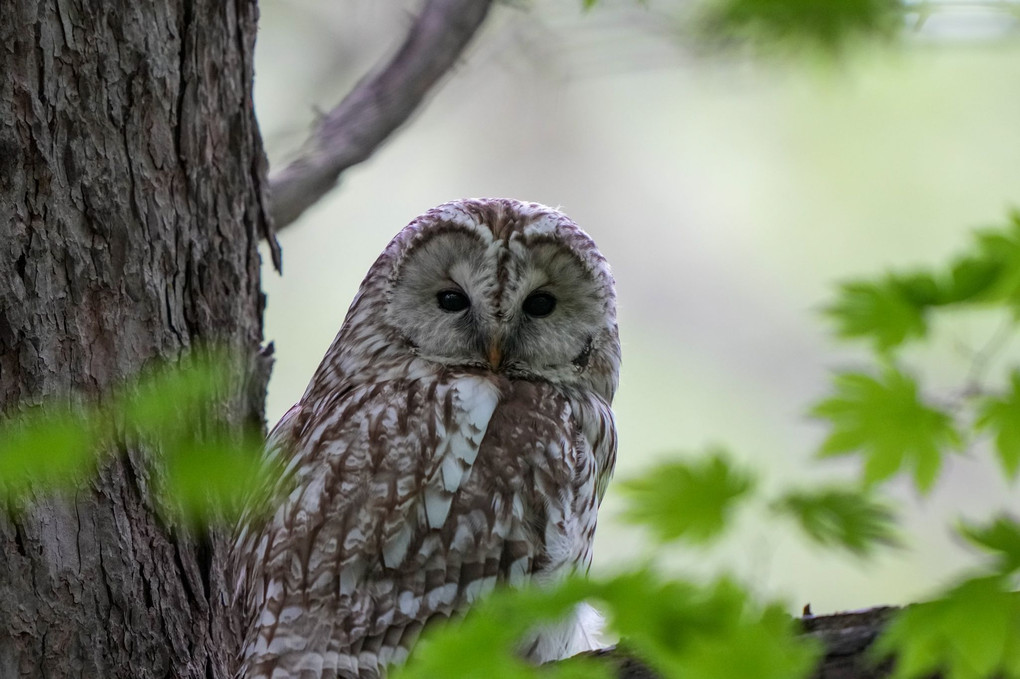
[234,198,621,679]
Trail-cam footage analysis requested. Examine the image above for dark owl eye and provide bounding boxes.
[522,291,556,318]
[436,289,470,312]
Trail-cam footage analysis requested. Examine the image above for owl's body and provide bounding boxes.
[235,199,620,679]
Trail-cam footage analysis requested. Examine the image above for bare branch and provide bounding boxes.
[590,606,904,679]
[268,0,495,232]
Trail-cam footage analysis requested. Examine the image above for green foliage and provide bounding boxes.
[0,405,101,501]
[592,573,819,679]
[824,213,1020,353]
[671,602,818,679]
[943,252,1004,305]
[824,274,936,353]
[393,579,613,679]
[773,487,899,556]
[814,213,1020,494]
[811,367,960,493]
[815,211,1020,678]
[160,429,271,521]
[960,515,1020,575]
[698,0,902,52]
[618,450,754,543]
[976,370,1020,479]
[395,572,819,679]
[0,350,271,523]
[875,576,1020,679]
[112,352,232,438]
[967,215,1020,309]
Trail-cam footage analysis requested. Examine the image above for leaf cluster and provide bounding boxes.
[395,569,819,679]
[816,214,1020,492]
[619,449,897,557]
[826,215,1020,354]
[0,349,275,523]
[813,212,1020,678]
[697,0,903,53]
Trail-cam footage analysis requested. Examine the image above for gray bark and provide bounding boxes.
[0,1,269,677]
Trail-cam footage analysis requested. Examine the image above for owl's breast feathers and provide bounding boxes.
[236,371,615,679]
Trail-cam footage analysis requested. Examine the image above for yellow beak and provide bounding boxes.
[487,338,502,371]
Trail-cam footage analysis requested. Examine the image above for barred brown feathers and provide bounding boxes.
[234,198,621,679]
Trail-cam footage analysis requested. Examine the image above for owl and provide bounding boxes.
[234,198,621,679]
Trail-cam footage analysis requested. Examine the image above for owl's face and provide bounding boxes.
[311,199,620,404]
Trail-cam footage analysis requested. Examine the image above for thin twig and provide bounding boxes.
[962,313,1016,397]
[267,0,496,233]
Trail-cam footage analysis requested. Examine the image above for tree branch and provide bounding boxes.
[267,0,495,232]
[593,606,912,679]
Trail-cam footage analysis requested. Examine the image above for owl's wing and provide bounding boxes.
[232,402,306,602]
[238,373,500,679]
[580,392,617,507]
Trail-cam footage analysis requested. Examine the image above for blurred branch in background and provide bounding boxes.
[268,0,494,232]
[262,0,1020,238]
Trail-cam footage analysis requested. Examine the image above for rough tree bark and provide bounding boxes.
[0,1,268,677]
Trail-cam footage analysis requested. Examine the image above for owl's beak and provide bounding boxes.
[486,338,503,371]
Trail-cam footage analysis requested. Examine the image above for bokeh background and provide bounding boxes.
[254,0,1020,615]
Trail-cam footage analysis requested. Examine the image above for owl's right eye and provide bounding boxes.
[436,290,470,312]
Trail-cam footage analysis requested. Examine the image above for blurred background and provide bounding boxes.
[254,0,1020,616]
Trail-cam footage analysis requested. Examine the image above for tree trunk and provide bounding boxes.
[0,1,269,677]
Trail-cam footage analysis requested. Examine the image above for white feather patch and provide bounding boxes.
[425,375,499,529]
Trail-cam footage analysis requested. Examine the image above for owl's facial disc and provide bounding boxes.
[387,226,607,375]
[383,219,616,389]
[386,227,610,384]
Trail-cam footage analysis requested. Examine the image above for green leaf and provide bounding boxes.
[773,487,899,556]
[112,350,233,441]
[875,575,1020,679]
[393,578,607,679]
[598,571,744,664]
[699,0,901,52]
[161,429,274,522]
[811,367,960,493]
[0,406,100,502]
[821,215,1020,346]
[942,254,1004,304]
[824,275,933,352]
[960,515,1020,575]
[976,370,1020,479]
[678,604,821,679]
[969,215,1020,309]
[398,569,819,679]
[618,450,755,544]
[594,573,819,679]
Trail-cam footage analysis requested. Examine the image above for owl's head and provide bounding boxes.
[313,199,620,403]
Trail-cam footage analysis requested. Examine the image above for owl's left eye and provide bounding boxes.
[522,292,556,318]
[437,290,470,312]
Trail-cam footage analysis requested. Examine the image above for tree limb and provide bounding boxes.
[267,0,495,233]
[593,606,913,679]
